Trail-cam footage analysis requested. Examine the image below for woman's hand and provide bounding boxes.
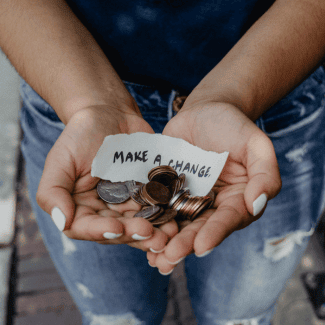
[147,101,282,274]
[36,104,178,252]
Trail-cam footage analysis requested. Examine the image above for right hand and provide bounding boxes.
[36,104,178,253]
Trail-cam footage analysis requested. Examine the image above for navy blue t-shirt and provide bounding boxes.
[66,0,275,92]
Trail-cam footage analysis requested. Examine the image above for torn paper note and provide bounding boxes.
[91,133,228,196]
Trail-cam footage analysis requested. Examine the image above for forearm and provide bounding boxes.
[187,0,325,121]
[0,0,135,124]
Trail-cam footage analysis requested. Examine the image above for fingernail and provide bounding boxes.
[132,233,152,240]
[148,261,155,267]
[167,256,185,265]
[253,193,268,216]
[150,247,165,253]
[159,269,174,276]
[195,248,214,257]
[51,207,66,231]
[103,232,123,239]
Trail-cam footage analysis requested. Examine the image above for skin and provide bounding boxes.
[147,102,281,273]
[1,0,325,274]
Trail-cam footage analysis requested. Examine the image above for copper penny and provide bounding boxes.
[168,178,179,197]
[143,181,171,205]
[150,172,178,187]
[148,165,178,187]
[190,196,213,221]
[207,190,215,208]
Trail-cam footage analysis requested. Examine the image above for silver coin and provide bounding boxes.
[125,181,143,196]
[134,205,161,219]
[168,187,190,208]
[97,180,130,203]
[124,180,136,190]
[174,197,189,212]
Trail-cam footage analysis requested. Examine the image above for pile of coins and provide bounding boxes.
[97,165,215,226]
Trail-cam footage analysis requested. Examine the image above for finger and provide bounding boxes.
[65,206,124,240]
[163,217,206,264]
[74,189,108,211]
[106,199,142,214]
[141,227,169,252]
[127,227,168,252]
[65,206,154,242]
[156,219,179,240]
[154,252,177,275]
[193,194,248,256]
[124,218,179,250]
[127,218,179,253]
[124,212,179,241]
[177,219,192,231]
[244,133,282,216]
[37,138,76,231]
[147,251,158,267]
[145,220,181,269]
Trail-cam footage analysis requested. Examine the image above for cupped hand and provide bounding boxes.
[147,101,282,274]
[36,104,178,252]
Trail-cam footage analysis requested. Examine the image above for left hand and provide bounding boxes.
[147,101,282,274]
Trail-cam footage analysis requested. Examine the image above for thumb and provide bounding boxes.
[244,133,282,217]
[36,141,76,231]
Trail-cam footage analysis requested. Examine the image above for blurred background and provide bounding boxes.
[1,49,325,325]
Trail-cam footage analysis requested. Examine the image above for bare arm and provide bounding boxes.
[186,0,325,121]
[0,0,136,124]
[0,0,171,253]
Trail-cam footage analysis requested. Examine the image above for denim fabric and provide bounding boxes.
[20,66,325,325]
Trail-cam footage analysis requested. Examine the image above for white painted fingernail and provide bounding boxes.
[51,207,66,231]
[159,269,174,276]
[150,247,165,253]
[167,256,185,265]
[103,232,123,239]
[195,248,214,257]
[132,233,152,240]
[253,193,268,216]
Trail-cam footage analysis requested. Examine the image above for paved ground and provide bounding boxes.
[0,50,20,325]
[0,248,13,325]
[0,49,20,245]
[273,230,325,325]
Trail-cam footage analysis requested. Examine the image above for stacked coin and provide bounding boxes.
[168,189,214,221]
[133,205,178,226]
[148,166,177,186]
[96,165,215,226]
[138,181,171,205]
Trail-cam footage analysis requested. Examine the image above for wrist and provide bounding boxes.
[183,90,261,122]
[58,93,141,125]
[186,78,262,122]
[66,100,150,141]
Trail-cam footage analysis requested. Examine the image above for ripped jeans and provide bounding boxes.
[19,66,325,325]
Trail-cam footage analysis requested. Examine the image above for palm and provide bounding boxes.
[147,102,281,272]
[38,106,178,250]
